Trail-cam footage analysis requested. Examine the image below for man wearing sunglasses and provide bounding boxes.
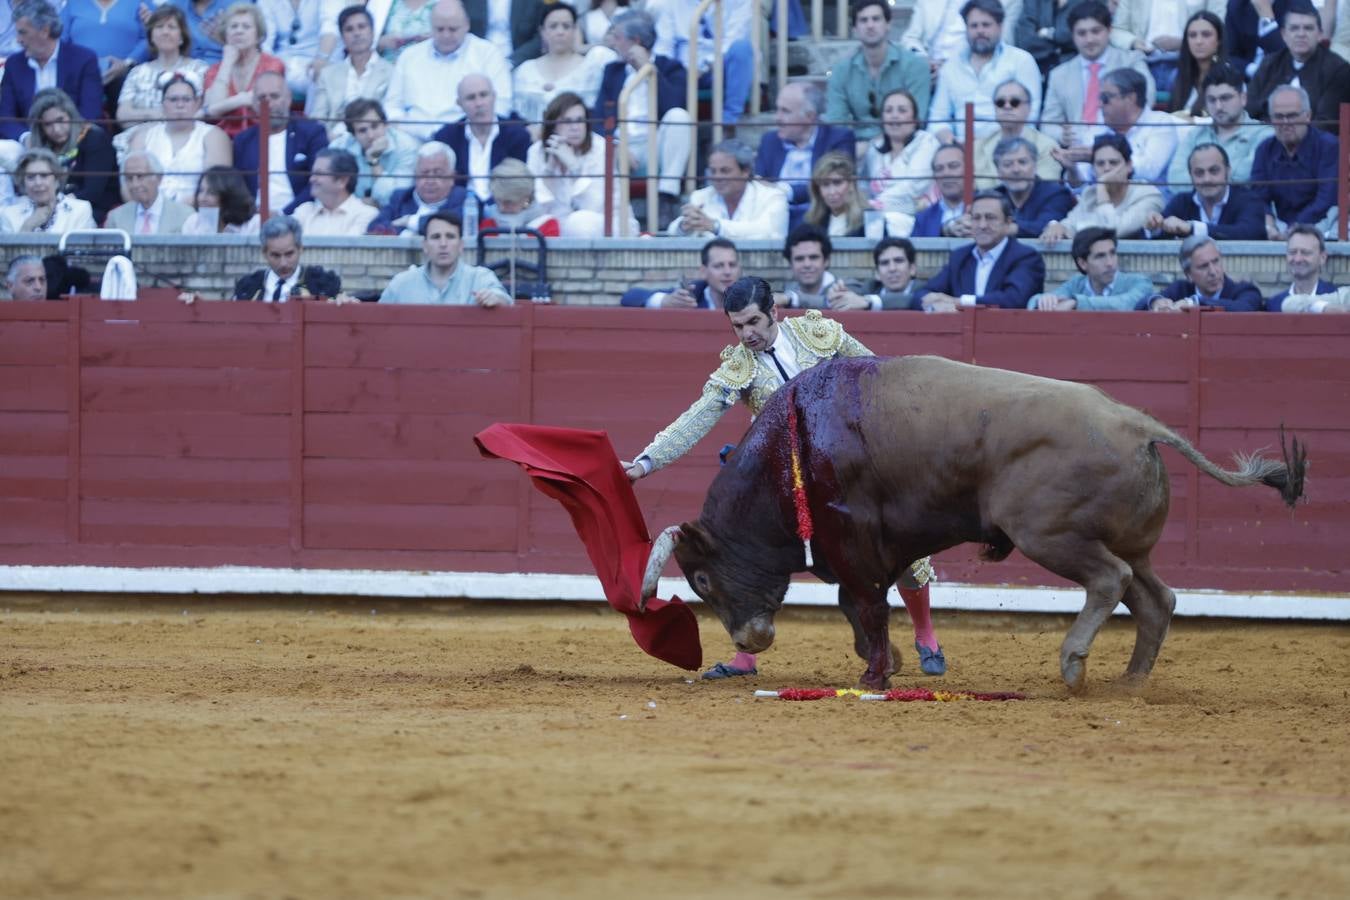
[928,0,1042,142]
[825,0,931,152]
[973,79,1063,187]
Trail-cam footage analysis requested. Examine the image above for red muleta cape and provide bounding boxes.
[474,423,702,670]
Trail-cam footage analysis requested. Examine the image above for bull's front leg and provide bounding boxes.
[849,585,894,690]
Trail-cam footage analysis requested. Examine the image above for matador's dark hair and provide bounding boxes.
[722,276,774,316]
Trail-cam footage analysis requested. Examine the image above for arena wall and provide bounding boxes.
[1,296,1346,599]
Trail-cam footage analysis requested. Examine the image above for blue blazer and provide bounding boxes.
[1268,279,1336,312]
[0,43,103,140]
[911,202,948,238]
[915,238,1046,309]
[1159,187,1267,241]
[1150,276,1264,311]
[620,279,717,309]
[430,117,532,191]
[594,56,688,134]
[998,180,1075,238]
[232,118,330,215]
[367,185,468,234]
[1225,0,1290,71]
[753,124,857,205]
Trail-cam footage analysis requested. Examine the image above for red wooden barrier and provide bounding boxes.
[1,297,1347,594]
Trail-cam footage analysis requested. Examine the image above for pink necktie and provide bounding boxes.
[1083,62,1101,126]
[138,209,153,235]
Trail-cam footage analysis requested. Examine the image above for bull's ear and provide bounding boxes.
[678,521,712,555]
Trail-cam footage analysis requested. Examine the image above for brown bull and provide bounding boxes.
[641,356,1306,692]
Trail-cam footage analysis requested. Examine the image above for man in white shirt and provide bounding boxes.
[929,0,1043,141]
[901,0,981,81]
[668,140,788,242]
[1061,67,1177,187]
[652,0,754,124]
[383,0,513,139]
[292,148,379,236]
[104,152,193,236]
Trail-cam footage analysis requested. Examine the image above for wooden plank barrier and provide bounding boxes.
[1,296,1347,594]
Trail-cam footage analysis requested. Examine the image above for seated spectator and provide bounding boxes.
[1145,143,1267,239]
[24,88,118,223]
[581,0,626,46]
[1067,67,1177,187]
[914,190,1046,311]
[1251,85,1340,238]
[974,79,1062,188]
[430,75,531,206]
[654,0,753,125]
[368,141,467,235]
[60,0,147,95]
[329,99,419,207]
[755,83,855,228]
[231,216,341,301]
[479,157,559,234]
[1016,0,1078,75]
[292,148,378,235]
[594,9,692,217]
[308,5,393,140]
[911,143,971,238]
[115,4,210,131]
[1043,1,1155,160]
[469,0,547,65]
[5,255,49,300]
[203,3,286,138]
[803,152,866,238]
[825,0,931,150]
[1168,11,1227,117]
[825,237,923,311]
[169,0,236,64]
[1029,226,1155,310]
[992,137,1075,238]
[929,0,1042,142]
[376,0,433,62]
[859,88,941,233]
[1141,234,1263,311]
[233,72,330,215]
[1269,223,1344,311]
[513,3,616,129]
[380,211,512,306]
[620,236,742,309]
[669,140,789,241]
[182,165,261,234]
[1226,0,1292,76]
[0,1,102,140]
[0,148,97,233]
[528,91,634,238]
[105,151,195,235]
[258,0,327,98]
[1042,133,1163,242]
[384,0,513,140]
[1247,3,1350,135]
[901,0,993,83]
[127,72,233,206]
[1166,63,1274,188]
[1109,0,1213,93]
[781,225,857,310]
[1335,2,1350,63]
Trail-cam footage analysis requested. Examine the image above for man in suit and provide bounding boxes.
[368,141,468,236]
[620,237,741,309]
[1269,223,1342,311]
[991,136,1075,238]
[594,9,692,214]
[232,216,342,303]
[0,1,101,140]
[430,75,530,205]
[232,72,329,216]
[753,82,855,229]
[105,152,193,235]
[464,0,547,66]
[1140,235,1264,311]
[1246,3,1350,135]
[914,190,1046,311]
[911,143,972,238]
[1144,143,1267,240]
[1226,0,1291,75]
[1042,1,1155,154]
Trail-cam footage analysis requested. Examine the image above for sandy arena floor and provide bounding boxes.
[2,595,1348,899]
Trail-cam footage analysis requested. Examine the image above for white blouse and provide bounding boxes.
[512,46,617,127]
[860,129,941,216]
[0,195,97,234]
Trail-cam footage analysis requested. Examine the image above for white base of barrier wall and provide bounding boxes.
[1,566,1347,620]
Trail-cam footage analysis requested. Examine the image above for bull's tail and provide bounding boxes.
[1151,424,1307,509]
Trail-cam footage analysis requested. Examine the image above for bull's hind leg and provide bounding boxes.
[1119,559,1177,683]
[1015,535,1132,694]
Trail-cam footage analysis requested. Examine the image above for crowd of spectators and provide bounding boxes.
[0,0,1346,310]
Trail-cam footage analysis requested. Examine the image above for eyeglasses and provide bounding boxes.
[1099,90,1122,103]
[867,90,878,119]
[1270,111,1306,122]
[993,97,1024,109]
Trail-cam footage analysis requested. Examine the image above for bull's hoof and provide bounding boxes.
[1062,652,1087,695]
[858,671,892,691]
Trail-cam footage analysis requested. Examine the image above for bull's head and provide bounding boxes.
[641,522,790,654]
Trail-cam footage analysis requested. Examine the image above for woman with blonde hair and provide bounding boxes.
[202,2,286,137]
[803,152,866,237]
[0,149,97,234]
[25,89,119,222]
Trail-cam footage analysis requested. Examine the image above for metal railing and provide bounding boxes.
[616,63,660,237]
[685,0,725,192]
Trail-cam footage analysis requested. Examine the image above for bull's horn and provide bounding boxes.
[639,525,682,612]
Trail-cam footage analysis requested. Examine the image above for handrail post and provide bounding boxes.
[811,0,822,40]
[836,0,847,36]
[1340,102,1349,242]
[750,0,764,115]
[259,98,271,222]
[963,102,975,207]
[686,0,724,187]
[776,0,787,118]
[712,0,724,145]
[618,63,659,236]
[603,116,616,237]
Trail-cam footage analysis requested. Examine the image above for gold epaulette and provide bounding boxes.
[709,343,756,391]
[785,309,844,356]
